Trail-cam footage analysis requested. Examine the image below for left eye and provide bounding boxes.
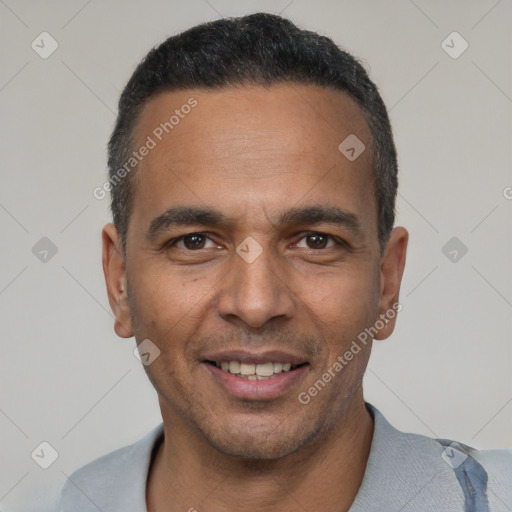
[295,232,338,250]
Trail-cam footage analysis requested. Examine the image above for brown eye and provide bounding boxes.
[305,233,329,249]
[173,233,214,250]
[295,232,340,250]
[183,234,205,249]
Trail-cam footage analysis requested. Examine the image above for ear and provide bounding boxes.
[102,223,133,338]
[374,226,408,340]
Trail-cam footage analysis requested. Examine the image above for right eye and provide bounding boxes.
[167,233,221,251]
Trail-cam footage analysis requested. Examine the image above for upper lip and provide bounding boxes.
[201,349,308,366]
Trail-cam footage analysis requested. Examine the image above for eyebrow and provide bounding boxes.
[147,205,363,242]
[276,205,362,234]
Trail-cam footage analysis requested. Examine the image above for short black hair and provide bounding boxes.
[108,12,398,254]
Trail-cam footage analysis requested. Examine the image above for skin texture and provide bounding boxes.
[102,84,408,511]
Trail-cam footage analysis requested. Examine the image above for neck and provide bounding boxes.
[147,393,374,512]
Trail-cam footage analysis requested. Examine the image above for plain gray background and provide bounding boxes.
[1,1,511,511]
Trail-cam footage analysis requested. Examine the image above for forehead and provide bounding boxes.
[130,84,376,235]
[136,83,370,160]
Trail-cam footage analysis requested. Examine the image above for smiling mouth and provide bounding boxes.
[205,360,308,381]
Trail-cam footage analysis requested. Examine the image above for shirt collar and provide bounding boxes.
[127,403,460,512]
[349,403,462,511]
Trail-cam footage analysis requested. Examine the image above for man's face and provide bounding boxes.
[104,84,406,459]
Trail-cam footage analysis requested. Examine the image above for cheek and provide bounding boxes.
[295,266,379,384]
[128,268,211,394]
[127,263,215,345]
[300,266,378,332]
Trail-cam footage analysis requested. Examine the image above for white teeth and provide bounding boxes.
[215,360,297,378]
[240,362,256,375]
[228,361,241,374]
[255,362,274,377]
[273,362,283,373]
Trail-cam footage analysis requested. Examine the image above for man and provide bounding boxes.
[57,13,511,512]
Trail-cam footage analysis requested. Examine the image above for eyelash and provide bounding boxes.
[164,231,349,251]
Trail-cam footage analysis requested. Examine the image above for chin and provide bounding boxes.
[209,434,303,460]
[198,416,322,461]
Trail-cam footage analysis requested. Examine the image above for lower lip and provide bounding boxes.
[203,363,309,400]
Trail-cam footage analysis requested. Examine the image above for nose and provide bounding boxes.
[217,245,296,328]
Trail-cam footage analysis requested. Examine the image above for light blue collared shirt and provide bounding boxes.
[54,404,512,511]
